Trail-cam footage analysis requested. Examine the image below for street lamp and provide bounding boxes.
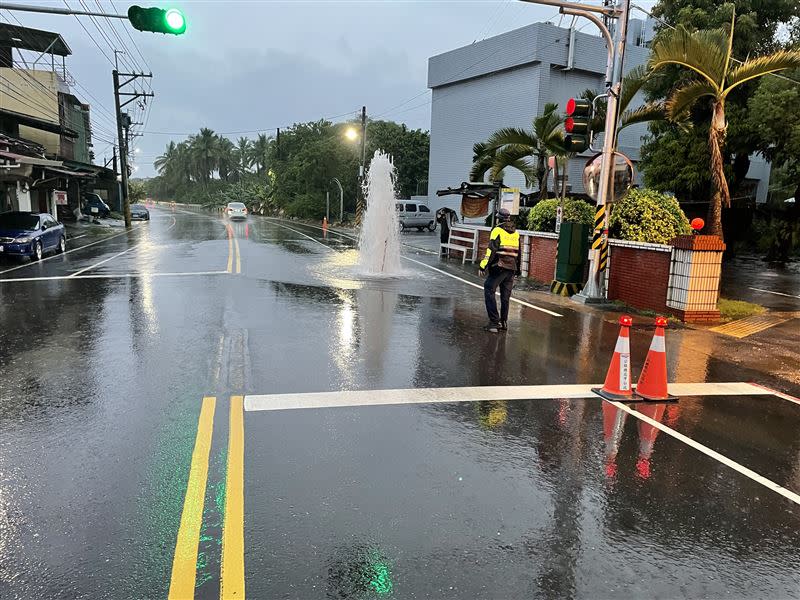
[331,178,344,224]
[343,107,367,225]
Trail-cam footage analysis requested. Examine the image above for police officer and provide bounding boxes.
[479,208,520,332]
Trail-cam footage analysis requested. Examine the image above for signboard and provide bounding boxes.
[500,187,520,215]
[555,205,563,233]
[53,190,68,206]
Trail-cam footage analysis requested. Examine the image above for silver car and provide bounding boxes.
[396,202,435,232]
[225,201,248,220]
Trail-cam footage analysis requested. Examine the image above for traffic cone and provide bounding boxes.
[592,315,634,401]
[635,316,677,402]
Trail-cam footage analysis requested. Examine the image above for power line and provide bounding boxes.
[61,0,114,66]
[92,0,141,73]
[109,0,150,73]
[142,108,359,137]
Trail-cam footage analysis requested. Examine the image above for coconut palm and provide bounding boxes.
[251,133,271,175]
[471,102,565,200]
[189,127,219,186]
[217,137,236,182]
[648,15,800,238]
[235,137,252,180]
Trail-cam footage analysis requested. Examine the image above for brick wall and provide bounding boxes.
[607,245,672,312]
[529,236,557,283]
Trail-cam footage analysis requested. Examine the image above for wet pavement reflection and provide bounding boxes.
[1,208,799,599]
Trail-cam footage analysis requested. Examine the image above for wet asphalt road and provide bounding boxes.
[1,207,799,599]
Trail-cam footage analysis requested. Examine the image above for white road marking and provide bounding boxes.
[244,381,769,412]
[746,382,800,407]
[70,234,87,240]
[0,270,229,283]
[609,400,800,506]
[267,221,335,251]
[402,255,563,317]
[70,246,137,276]
[0,228,131,274]
[749,287,800,300]
[68,216,177,277]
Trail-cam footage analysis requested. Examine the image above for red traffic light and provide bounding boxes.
[565,117,575,133]
[691,217,704,231]
[566,98,590,117]
[566,98,577,115]
[620,315,633,327]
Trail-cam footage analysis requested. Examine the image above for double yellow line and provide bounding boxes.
[168,396,245,599]
[226,225,241,274]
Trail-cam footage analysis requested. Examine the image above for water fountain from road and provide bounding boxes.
[358,151,403,276]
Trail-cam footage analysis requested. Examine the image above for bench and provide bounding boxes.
[441,226,479,264]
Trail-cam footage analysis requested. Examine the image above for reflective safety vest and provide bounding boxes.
[480,225,520,271]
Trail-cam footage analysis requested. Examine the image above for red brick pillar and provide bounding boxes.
[666,235,726,323]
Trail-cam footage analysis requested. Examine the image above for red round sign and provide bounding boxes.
[691,217,705,231]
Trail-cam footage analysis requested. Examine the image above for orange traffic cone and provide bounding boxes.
[593,315,634,401]
[635,316,677,402]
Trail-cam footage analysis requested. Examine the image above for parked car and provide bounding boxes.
[82,193,111,218]
[225,201,248,220]
[130,204,150,221]
[0,211,66,261]
[396,201,435,231]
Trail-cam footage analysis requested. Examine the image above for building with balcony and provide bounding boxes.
[0,23,117,218]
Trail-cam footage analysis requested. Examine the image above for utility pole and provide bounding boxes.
[331,177,344,224]
[113,69,153,227]
[355,105,367,226]
[519,0,629,302]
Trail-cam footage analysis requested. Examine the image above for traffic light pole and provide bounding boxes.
[113,69,153,228]
[520,0,629,303]
[0,2,126,18]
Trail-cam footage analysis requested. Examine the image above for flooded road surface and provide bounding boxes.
[1,207,798,599]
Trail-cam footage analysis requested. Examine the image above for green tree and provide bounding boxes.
[471,102,565,200]
[744,68,800,199]
[235,137,252,181]
[251,133,271,175]
[189,127,219,186]
[609,188,692,244]
[647,15,800,238]
[217,137,236,182]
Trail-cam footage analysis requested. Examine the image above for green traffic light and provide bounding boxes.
[164,8,185,33]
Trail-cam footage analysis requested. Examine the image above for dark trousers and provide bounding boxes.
[484,267,515,324]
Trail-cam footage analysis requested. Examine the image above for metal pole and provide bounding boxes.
[326,190,330,222]
[355,106,368,226]
[113,70,131,228]
[574,0,630,303]
[0,2,126,18]
[332,178,344,223]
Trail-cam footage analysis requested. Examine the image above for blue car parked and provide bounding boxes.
[0,212,66,261]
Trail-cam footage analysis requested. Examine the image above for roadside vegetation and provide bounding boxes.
[146,120,429,221]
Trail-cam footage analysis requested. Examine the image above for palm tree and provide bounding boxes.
[154,140,176,175]
[471,102,565,200]
[235,137,252,180]
[189,127,219,186]
[581,65,669,137]
[649,15,800,238]
[251,133,271,175]
[217,137,236,182]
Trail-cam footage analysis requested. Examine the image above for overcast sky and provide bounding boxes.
[4,0,608,176]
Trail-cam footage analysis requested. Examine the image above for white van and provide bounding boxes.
[395,201,435,231]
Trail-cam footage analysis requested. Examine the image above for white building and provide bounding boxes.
[425,20,770,215]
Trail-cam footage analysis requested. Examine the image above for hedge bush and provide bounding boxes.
[527,198,594,232]
[608,188,691,244]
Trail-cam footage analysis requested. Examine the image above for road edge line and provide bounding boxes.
[609,399,800,507]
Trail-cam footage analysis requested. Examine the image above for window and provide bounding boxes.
[42,215,56,227]
[0,213,39,230]
[405,204,417,212]
[418,205,430,212]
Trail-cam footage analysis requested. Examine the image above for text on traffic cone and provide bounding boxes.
[592,315,634,400]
